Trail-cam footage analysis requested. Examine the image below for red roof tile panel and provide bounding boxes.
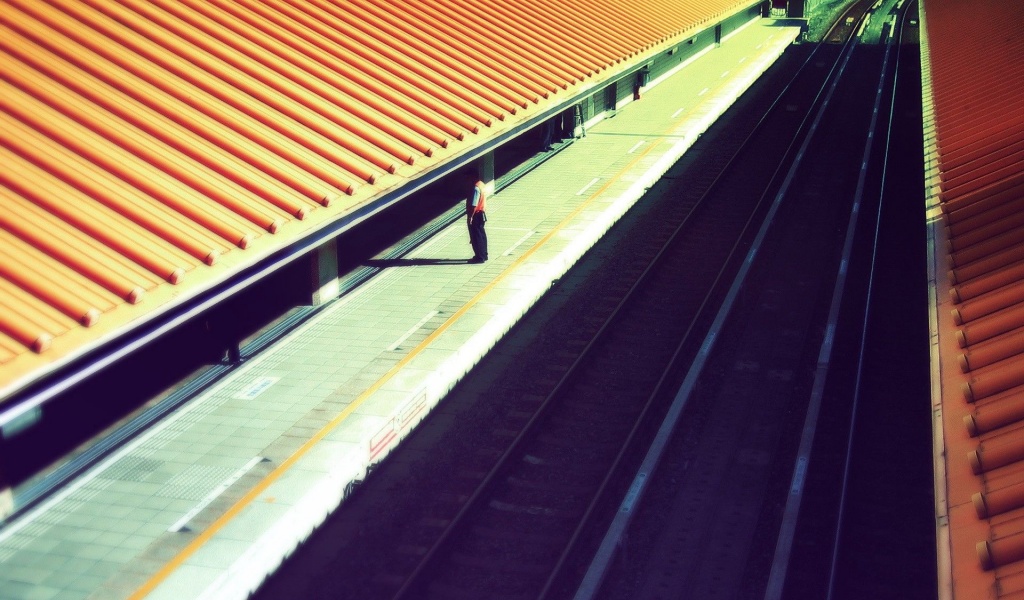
[924,0,1024,597]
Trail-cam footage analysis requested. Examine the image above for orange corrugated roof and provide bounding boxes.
[923,0,1024,597]
[0,0,754,399]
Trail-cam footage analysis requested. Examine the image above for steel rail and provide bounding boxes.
[825,2,912,597]
[575,7,877,598]
[544,35,868,600]
[761,2,888,598]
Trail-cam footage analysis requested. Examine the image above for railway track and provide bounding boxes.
[254,3,910,599]
[771,3,936,599]
[595,2,932,599]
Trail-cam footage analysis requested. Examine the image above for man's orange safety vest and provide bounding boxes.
[467,181,487,215]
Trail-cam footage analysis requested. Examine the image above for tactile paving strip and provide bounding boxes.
[96,456,163,483]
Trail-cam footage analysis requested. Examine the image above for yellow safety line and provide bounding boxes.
[131,101,695,599]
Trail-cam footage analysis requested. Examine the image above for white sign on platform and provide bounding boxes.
[234,376,280,401]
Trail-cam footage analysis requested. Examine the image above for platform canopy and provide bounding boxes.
[923,0,1024,598]
[0,0,757,402]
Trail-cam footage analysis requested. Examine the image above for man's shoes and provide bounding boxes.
[469,256,487,264]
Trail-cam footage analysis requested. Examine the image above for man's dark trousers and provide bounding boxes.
[469,213,488,261]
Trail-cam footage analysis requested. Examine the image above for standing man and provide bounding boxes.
[465,168,488,263]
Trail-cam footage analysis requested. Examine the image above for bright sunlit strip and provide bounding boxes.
[168,457,264,532]
[504,230,536,256]
[388,311,439,351]
[576,178,600,196]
